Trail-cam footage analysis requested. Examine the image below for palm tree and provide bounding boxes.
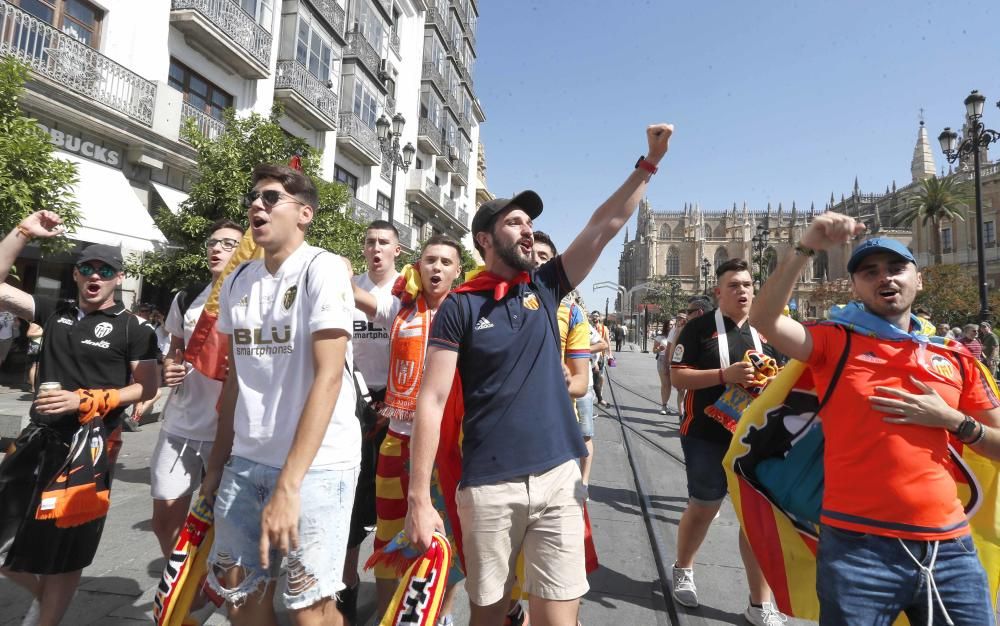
[894,175,973,265]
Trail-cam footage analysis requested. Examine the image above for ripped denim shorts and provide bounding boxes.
[207,456,360,611]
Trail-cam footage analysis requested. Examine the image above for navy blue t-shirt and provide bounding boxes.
[429,257,588,486]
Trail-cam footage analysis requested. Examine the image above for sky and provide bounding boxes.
[473,0,1000,313]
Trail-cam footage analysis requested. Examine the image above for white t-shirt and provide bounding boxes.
[218,243,360,470]
[161,286,222,442]
[587,325,602,389]
[351,271,399,393]
[0,311,15,341]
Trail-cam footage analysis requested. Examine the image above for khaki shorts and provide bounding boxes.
[456,459,589,605]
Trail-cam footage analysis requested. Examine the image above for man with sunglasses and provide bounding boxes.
[200,164,359,626]
[149,218,243,561]
[0,210,160,626]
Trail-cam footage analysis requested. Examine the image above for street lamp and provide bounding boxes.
[938,89,1000,322]
[376,112,416,226]
[751,221,771,288]
[701,257,713,295]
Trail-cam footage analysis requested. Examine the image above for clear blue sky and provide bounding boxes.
[474,0,1000,313]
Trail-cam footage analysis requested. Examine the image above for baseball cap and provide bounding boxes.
[78,243,124,271]
[471,191,543,235]
[846,237,915,274]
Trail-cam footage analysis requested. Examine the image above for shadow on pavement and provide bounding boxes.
[586,563,659,609]
[677,602,748,625]
[113,466,151,486]
[589,484,686,524]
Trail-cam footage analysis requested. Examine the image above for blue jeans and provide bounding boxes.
[679,435,729,504]
[208,456,359,611]
[816,524,993,625]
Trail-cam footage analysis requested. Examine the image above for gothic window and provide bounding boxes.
[714,223,727,238]
[659,223,671,239]
[704,224,712,239]
[666,246,680,276]
[814,250,829,281]
[766,246,778,274]
[714,247,728,269]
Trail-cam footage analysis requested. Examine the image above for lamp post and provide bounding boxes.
[751,221,771,288]
[701,257,712,295]
[938,90,1000,322]
[376,112,416,226]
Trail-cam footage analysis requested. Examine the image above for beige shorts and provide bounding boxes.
[456,459,589,605]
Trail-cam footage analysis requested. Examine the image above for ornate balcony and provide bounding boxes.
[274,60,338,130]
[450,0,469,27]
[345,31,381,82]
[437,144,457,173]
[458,207,469,227]
[406,171,443,210]
[0,2,156,126]
[337,111,381,165]
[180,102,226,142]
[171,0,272,79]
[384,94,396,116]
[389,31,400,56]
[443,197,457,216]
[394,220,414,248]
[349,197,380,224]
[425,0,448,34]
[305,0,346,42]
[452,155,469,187]
[421,61,447,96]
[417,117,443,156]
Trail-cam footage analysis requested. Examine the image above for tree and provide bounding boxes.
[894,175,972,265]
[914,264,996,326]
[640,276,685,322]
[808,278,853,317]
[0,57,81,254]
[129,105,364,286]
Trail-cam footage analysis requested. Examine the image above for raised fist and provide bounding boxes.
[19,210,65,239]
[800,212,866,252]
[646,124,674,164]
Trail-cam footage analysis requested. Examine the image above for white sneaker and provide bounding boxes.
[659,405,668,415]
[744,602,787,626]
[671,564,698,608]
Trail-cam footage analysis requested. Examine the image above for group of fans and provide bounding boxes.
[0,124,673,626]
[2,116,999,626]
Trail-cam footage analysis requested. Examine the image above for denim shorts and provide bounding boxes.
[575,390,595,439]
[208,456,360,611]
[679,435,729,504]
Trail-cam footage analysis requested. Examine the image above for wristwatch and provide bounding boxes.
[954,415,978,442]
[635,155,658,175]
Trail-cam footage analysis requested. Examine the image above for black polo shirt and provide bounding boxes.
[670,309,781,444]
[31,295,159,431]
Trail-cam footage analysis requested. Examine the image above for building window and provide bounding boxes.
[240,0,273,28]
[659,224,671,239]
[814,250,829,281]
[376,192,390,217]
[335,165,358,196]
[412,215,426,239]
[986,221,996,247]
[168,58,234,121]
[666,247,680,276]
[941,226,953,252]
[714,247,728,269]
[353,77,379,128]
[296,12,334,81]
[16,0,103,46]
[356,0,386,52]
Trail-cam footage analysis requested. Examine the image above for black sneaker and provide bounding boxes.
[336,581,359,625]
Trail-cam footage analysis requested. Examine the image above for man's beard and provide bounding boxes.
[496,238,535,272]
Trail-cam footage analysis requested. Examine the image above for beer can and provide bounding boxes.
[38,382,62,394]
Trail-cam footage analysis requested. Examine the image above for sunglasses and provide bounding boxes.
[242,189,305,209]
[205,237,240,251]
[76,263,117,279]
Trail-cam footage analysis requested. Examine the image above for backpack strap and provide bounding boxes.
[815,326,853,413]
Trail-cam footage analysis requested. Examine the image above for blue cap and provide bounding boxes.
[846,237,915,273]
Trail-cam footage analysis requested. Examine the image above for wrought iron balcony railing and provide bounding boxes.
[458,207,469,226]
[418,117,443,155]
[180,102,226,142]
[349,197,380,223]
[443,197,456,216]
[384,94,396,115]
[425,0,448,31]
[274,59,338,125]
[338,111,381,158]
[421,61,447,96]
[346,31,381,78]
[306,0,346,40]
[394,220,413,247]
[171,0,272,68]
[390,31,400,56]
[450,0,468,29]
[0,1,156,125]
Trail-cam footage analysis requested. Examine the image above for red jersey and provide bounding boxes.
[806,323,999,540]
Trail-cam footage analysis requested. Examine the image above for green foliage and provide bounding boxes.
[0,57,81,253]
[640,277,687,321]
[894,176,972,264]
[129,105,364,286]
[914,264,1000,326]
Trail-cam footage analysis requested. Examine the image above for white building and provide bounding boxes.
[2,0,483,307]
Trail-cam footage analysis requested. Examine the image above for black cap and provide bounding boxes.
[78,243,123,271]
[471,191,544,235]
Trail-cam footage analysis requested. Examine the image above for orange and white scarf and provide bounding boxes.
[380,295,433,422]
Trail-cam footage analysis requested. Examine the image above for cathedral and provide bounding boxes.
[618,119,1000,319]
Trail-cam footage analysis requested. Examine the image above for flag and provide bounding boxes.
[378,532,452,626]
[153,494,219,626]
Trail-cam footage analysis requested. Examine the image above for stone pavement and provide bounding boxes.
[0,354,672,626]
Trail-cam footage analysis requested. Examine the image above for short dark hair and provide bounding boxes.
[209,218,244,235]
[136,302,155,315]
[532,230,557,257]
[366,220,399,239]
[251,164,319,209]
[687,296,713,313]
[715,258,749,280]
[421,234,463,263]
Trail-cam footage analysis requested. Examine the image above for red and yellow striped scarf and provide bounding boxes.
[380,296,433,422]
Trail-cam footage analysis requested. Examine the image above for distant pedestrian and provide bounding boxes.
[591,310,612,408]
[614,323,624,351]
[653,321,673,415]
[936,322,951,338]
[979,321,998,373]
[0,308,15,369]
[958,323,983,361]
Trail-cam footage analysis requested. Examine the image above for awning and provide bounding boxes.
[55,152,166,251]
[150,181,189,215]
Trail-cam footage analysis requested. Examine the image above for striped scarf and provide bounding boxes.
[379,296,432,422]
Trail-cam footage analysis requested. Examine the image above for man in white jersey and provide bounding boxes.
[202,164,359,626]
[339,219,401,623]
[150,218,243,559]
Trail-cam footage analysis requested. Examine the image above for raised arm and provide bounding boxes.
[749,212,865,362]
[561,124,673,287]
[405,345,458,552]
[0,211,64,321]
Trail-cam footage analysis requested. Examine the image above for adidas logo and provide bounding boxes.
[856,351,886,364]
[474,317,494,331]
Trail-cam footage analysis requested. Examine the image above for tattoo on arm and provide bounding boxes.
[0,288,34,322]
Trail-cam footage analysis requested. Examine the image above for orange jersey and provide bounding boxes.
[806,323,1000,540]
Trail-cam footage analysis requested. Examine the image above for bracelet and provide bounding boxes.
[969,421,987,446]
[635,155,658,175]
[15,225,32,240]
[793,242,815,257]
[718,369,725,385]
